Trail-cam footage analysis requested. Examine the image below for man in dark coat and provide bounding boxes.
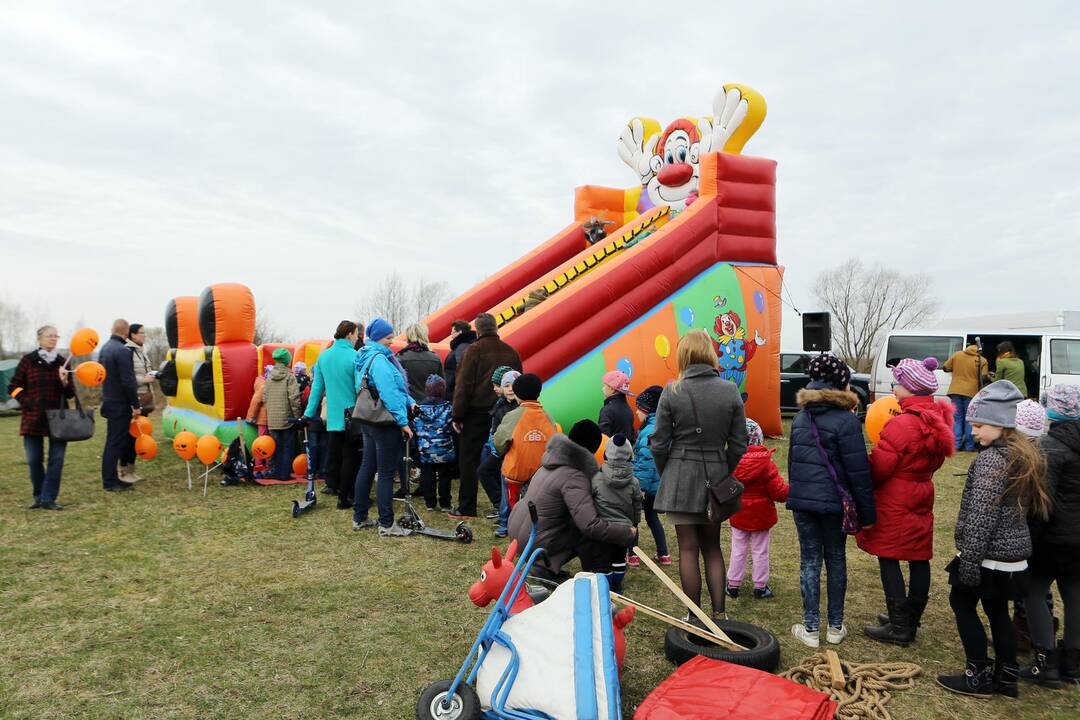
[507,421,636,578]
[450,313,522,517]
[99,319,141,492]
[443,320,476,399]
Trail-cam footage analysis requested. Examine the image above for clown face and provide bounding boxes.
[646,120,701,208]
[719,311,739,337]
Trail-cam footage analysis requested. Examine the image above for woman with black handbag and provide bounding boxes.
[651,330,749,620]
[7,325,75,510]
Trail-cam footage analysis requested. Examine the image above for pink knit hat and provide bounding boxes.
[1015,399,1046,438]
[602,370,635,396]
[891,357,938,395]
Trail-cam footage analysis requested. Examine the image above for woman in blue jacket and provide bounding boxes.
[352,318,415,537]
[787,354,876,648]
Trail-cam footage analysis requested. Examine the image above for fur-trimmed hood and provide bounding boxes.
[542,433,600,477]
[796,385,860,412]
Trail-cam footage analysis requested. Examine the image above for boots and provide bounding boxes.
[864,597,914,646]
[937,659,995,697]
[994,661,1020,698]
[1061,645,1080,685]
[1020,646,1062,689]
[876,595,927,639]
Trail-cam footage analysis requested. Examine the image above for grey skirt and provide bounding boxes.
[666,511,711,526]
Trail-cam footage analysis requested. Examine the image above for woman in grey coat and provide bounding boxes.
[651,330,748,617]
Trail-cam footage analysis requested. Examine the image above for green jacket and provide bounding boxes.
[993,356,1027,397]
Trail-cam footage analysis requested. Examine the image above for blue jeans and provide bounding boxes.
[270,429,295,480]
[950,395,975,451]
[354,423,403,528]
[498,476,511,533]
[24,435,67,503]
[308,427,327,478]
[792,510,848,631]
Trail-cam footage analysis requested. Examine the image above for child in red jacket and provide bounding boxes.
[726,418,788,599]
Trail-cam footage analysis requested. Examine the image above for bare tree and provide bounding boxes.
[812,258,937,371]
[143,326,170,368]
[414,279,452,324]
[355,273,456,332]
[0,299,30,357]
[253,306,288,345]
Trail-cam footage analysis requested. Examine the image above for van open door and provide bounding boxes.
[1042,335,1080,401]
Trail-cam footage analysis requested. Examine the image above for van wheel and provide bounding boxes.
[664,618,780,672]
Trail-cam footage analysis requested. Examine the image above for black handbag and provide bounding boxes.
[685,385,744,523]
[351,357,397,427]
[46,392,95,442]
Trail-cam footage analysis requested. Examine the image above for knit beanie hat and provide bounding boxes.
[425,373,447,399]
[491,365,513,386]
[746,418,764,446]
[605,433,633,462]
[1015,399,1046,438]
[891,357,938,395]
[366,317,394,342]
[568,419,603,453]
[635,385,663,414]
[501,370,521,390]
[1045,384,1080,422]
[293,361,307,376]
[512,373,542,402]
[602,369,635,396]
[808,353,851,390]
[272,348,291,365]
[968,380,1023,428]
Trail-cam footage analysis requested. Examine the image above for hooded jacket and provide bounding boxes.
[507,434,636,574]
[786,383,876,525]
[599,393,636,442]
[247,375,268,426]
[592,456,643,526]
[263,364,300,430]
[452,333,522,420]
[1033,420,1080,547]
[943,345,990,398]
[354,340,413,427]
[304,338,358,432]
[856,395,954,560]
[398,344,444,402]
[730,446,789,532]
[413,398,456,464]
[632,413,661,495]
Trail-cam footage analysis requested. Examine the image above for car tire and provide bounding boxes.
[663,618,780,672]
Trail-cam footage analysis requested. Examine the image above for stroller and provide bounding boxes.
[417,503,622,719]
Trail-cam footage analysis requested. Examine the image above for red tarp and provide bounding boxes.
[635,657,836,720]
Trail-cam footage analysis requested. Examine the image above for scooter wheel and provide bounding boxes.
[416,679,480,720]
[397,515,417,531]
[291,502,300,518]
[455,523,473,544]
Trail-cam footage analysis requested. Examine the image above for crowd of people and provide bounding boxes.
[8,315,1080,701]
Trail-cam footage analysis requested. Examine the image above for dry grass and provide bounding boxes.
[1,414,1078,719]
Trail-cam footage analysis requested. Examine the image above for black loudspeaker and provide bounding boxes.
[803,312,831,352]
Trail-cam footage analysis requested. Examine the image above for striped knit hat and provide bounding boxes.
[1015,399,1046,438]
[891,357,938,395]
[1045,384,1080,421]
[745,418,764,446]
[500,370,521,389]
[491,365,513,385]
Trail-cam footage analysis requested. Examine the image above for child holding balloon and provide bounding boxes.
[857,357,954,647]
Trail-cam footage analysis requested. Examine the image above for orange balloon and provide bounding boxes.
[196,435,222,465]
[129,416,153,437]
[74,361,106,387]
[292,454,307,476]
[252,435,276,459]
[173,431,198,461]
[865,396,903,445]
[135,434,158,461]
[70,328,100,356]
[594,434,609,465]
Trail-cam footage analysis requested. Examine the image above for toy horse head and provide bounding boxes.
[468,539,535,615]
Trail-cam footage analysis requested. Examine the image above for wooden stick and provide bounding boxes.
[610,592,745,652]
[632,546,743,649]
[826,649,846,690]
[186,461,191,491]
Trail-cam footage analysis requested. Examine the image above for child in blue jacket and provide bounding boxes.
[630,385,669,567]
[413,374,456,511]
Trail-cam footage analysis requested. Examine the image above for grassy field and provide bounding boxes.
[1,414,1078,720]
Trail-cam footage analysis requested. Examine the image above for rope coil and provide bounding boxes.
[780,653,922,720]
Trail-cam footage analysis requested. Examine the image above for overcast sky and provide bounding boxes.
[2,1,1078,351]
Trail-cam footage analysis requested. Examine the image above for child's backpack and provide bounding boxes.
[501,402,556,484]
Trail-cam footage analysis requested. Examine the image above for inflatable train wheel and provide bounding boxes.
[416,680,480,720]
[664,618,780,672]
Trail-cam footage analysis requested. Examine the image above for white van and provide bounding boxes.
[870,329,1080,403]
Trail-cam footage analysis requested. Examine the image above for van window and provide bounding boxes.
[885,335,963,367]
[781,354,810,373]
[1050,339,1080,375]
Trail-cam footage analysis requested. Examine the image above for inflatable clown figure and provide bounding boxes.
[710,298,766,391]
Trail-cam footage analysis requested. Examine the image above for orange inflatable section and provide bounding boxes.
[166,296,201,349]
[199,283,255,346]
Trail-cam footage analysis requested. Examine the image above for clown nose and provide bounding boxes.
[657,162,693,187]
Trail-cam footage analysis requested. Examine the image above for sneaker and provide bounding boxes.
[726,585,740,599]
[352,519,377,531]
[484,509,499,520]
[654,554,672,566]
[439,506,453,513]
[425,505,438,512]
[494,528,508,538]
[40,501,63,510]
[336,498,354,510]
[826,624,848,644]
[447,507,477,519]
[626,554,641,569]
[321,485,339,495]
[792,624,820,648]
[379,522,412,537]
[753,585,774,600]
[116,475,137,486]
[104,483,133,492]
[28,500,42,509]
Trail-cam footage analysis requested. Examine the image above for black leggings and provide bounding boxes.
[1025,570,1080,650]
[950,582,1016,663]
[879,558,931,599]
[675,522,726,615]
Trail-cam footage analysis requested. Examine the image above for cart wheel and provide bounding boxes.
[454,523,473,544]
[416,679,481,720]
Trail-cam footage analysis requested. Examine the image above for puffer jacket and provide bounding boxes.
[730,446,788,532]
[632,413,660,495]
[263,364,300,430]
[786,383,876,525]
[954,443,1032,586]
[1032,420,1080,547]
[592,457,643,526]
[354,340,413,427]
[413,398,456,464]
[507,434,636,574]
[599,393,636,442]
[856,395,954,560]
[247,375,268,426]
[398,344,443,402]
